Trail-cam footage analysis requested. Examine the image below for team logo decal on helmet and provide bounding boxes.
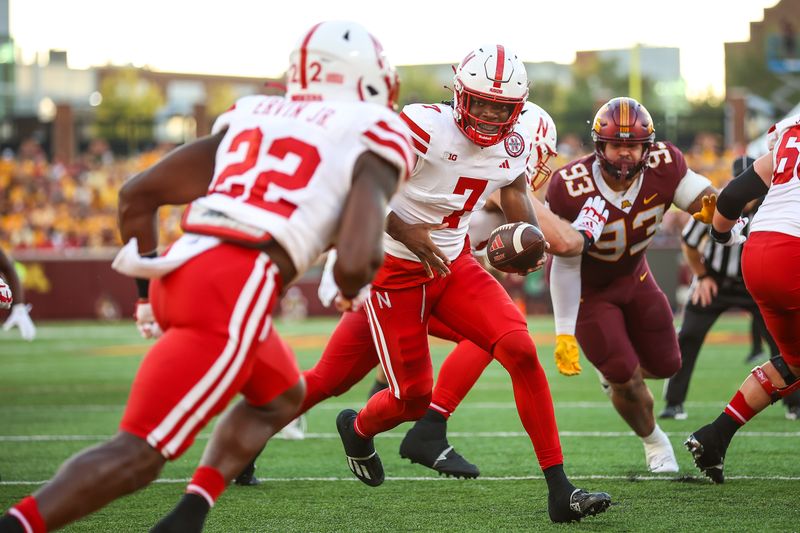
[452,44,529,147]
[286,20,399,108]
[591,96,655,181]
[504,132,525,157]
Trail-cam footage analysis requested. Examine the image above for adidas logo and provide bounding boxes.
[489,235,504,252]
[499,160,510,169]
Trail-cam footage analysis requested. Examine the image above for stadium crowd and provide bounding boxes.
[0,132,744,253]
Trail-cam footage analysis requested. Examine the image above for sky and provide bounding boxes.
[9,0,780,99]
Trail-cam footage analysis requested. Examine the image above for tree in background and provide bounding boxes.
[94,68,164,154]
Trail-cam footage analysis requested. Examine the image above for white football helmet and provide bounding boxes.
[286,20,399,108]
[518,102,558,191]
[453,44,529,147]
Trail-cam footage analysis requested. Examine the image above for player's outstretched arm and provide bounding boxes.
[530,195,584,256]
[334,152,400,300]
[711,153,773,236]
[118,131,225,254]
[550,254,582,376]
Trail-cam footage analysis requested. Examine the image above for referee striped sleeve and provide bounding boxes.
[681,217,708,249]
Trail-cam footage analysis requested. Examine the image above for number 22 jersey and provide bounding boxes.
[185,95,414,277]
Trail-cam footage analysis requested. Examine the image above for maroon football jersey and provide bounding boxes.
[546,142,688,287]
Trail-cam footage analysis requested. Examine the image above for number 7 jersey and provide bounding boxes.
[183,95,414,276]
[384,103,531,263]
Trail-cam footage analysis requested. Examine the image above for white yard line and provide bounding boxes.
[2,430,799,442]
[3,473,800,486]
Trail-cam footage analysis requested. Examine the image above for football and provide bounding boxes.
[486,222,546,273]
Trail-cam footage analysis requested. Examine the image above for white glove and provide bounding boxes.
[571,196,609,244]
[3,303,36,341]
[135,300,163,339]
[317,251,339,307]
[334,285,372,313]
[712,217,749,246]
[0,277,12,309]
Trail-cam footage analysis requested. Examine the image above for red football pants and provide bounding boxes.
[120,244,299,459]
[743,231,800,365]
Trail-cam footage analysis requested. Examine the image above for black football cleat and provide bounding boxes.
[548,488,612,523]
[685,423,727,484]
[336,409,384,487]
[399,417,479,479]
[233,460,260,486]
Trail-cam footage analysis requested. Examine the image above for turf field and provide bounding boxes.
[1,315,799,532]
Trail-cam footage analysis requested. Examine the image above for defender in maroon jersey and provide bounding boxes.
[546,97,717,473]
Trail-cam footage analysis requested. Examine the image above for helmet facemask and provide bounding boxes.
[452,44,529,147]
[454,87,525,147]
[594,140,652,181]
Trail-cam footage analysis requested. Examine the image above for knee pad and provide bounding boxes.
[752,356,800,404]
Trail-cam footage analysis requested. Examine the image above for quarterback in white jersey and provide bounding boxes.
[0,21,411,533]
[325,44,612,523]
[686,114,800,484]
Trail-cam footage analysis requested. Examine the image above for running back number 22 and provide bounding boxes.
[209,128,320,217]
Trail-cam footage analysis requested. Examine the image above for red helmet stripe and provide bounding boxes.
[460,51,476,67]
[298,22,323,89]
[493,45,505,89]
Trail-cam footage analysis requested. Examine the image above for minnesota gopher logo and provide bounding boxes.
[504,132,524,157]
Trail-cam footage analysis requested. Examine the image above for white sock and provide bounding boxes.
[641,425,666,445]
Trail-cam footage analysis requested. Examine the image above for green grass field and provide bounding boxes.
[1,315,799,532]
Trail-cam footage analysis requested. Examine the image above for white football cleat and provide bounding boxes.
[643,427,679,473]
[276,415,306,440]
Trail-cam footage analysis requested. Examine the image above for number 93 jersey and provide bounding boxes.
[185,95,414,276]
[385,103,531,262]
[546,142,708,287]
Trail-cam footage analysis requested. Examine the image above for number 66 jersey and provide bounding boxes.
[183,94,414,278]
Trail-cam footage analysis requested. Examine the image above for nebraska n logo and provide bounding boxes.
[489,235,504,252]
[499,160,510,169]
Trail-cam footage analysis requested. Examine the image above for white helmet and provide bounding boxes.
[453,44,529,147]
[286,20,399,108]
[518,102,558,191]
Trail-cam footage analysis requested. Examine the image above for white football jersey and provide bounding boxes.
[751,114,800,238]
[385,103,531,261]
[186,95,414,276]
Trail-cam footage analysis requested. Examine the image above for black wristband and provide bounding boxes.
[135,278,150,299]
[697,272,710,280]
[709,226,731,244]
[580,231,594,254]
[134,250,158,299]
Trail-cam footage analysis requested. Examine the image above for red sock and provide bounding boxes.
[430,340,493,418]
[9,496,46,533]
[186,466,226,508]
[724,391,757,425]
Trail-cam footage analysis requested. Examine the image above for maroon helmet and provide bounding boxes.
[591,97,655,180]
